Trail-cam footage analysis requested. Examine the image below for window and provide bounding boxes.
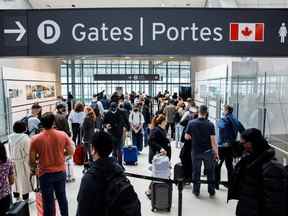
[60,60,191,102]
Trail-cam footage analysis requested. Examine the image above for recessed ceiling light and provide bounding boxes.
[186,3,191,6]
[161,3,165,7]
[169,56,175,59]
[46,4,51,8]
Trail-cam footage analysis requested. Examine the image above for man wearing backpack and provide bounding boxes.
[216,105,245,189]
[90,94,104,116]
[129,105,145,153]
[26,103,42,136]
[77,131,141,216]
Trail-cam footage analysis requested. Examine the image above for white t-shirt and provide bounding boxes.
[129,111,145,128]
[68,111,86,124]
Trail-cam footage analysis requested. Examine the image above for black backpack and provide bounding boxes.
[20,115,33,135]
[105,173,141,216]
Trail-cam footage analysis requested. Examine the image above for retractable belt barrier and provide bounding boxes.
[125,172,228,216]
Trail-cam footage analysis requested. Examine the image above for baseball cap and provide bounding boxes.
[199,105,208,113]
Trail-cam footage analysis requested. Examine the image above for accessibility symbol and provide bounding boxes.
[37,20,61,45]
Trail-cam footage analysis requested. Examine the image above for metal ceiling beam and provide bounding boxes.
[204,0,238,7]
[219,0,238,7]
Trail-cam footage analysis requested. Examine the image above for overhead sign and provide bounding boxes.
[94,74,160,81]
[1,8,288,56]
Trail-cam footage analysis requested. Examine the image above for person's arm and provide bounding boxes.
[210,123,219,159]
[64,135,74,157]
[29,138,38,173]
[129,113,135,132]
[8,162,15,185]
[184,122,192,140]
[140,113,145,129]
[97,101,105,115]
[68,111,73,123]
[211,135,219,159]
[64,118,72,137]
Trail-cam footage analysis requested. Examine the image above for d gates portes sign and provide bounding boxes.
[1,8,288,57]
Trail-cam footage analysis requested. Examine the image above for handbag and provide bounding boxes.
[73,144,85,165]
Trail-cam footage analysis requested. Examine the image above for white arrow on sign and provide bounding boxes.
[4,21,26,42]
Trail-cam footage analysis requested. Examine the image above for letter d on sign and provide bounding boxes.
[37,20,61,45]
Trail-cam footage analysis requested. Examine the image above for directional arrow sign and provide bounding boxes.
[4,21,26,42]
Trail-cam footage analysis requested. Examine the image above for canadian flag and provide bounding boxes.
[230,23,265,42]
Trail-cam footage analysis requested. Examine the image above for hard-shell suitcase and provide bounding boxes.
[152,154,171,179]
[174,162,185,181]
[6,201,30,216]
[151,182,172,212]
[123,145,138,165]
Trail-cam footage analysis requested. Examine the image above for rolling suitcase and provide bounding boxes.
[152,154,171,179]
[174,162,185,181]
[6,201,30,216]
[151,182,172,212]
[123,145,138,165]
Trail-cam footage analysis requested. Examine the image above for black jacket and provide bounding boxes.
[54,112,71,137]
[77,157,141,216]
[81,117,95,144]
[148,126,171,163]
[103,110,126,139]
[142,105,151,124]
[228,148,287,216]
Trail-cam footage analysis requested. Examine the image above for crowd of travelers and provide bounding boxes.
[0,89,287,216]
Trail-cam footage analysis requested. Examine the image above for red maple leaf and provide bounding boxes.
[242,27,253,37]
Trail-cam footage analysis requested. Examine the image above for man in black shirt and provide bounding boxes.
[103,102,127,166]
[185,105,219,197]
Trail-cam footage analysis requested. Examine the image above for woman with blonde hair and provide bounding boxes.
[148,114,171,164]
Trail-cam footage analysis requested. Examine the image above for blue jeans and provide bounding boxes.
[143,123,150,147]
[175,124,184,144]
[192,150,216,195]
[132,131,143,152]
[39,172,68,216]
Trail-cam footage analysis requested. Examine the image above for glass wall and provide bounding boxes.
[195,60,288,156]
[60,59,191,103]
[0,68,8,139]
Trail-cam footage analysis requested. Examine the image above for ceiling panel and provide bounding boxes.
[29,0,207,8]
[28,0,288,9]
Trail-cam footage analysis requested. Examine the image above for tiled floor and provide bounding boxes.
[29,142,237,216]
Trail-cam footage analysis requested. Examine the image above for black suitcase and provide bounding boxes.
[151,182,172,212]
[6,201,30,216]
[174,162,185,181]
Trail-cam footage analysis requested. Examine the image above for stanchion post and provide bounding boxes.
[177,181,183,216]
